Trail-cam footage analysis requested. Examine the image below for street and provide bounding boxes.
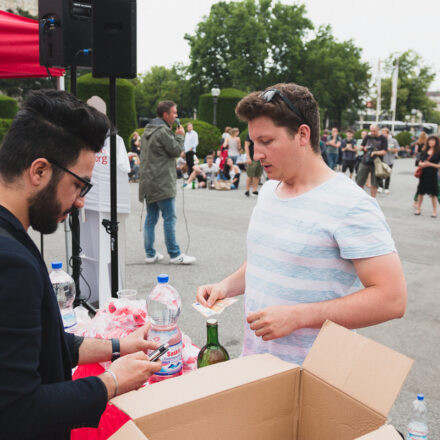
[31,157,439,437]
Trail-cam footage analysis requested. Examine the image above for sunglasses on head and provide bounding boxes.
[48,160,93,198]
[260,89,307,125]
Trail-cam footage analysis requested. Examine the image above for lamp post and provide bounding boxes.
[211,86,220,126]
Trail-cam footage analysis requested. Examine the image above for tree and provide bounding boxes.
[184,1,369,128]
[302,26,370,128]
[184,0,313,91]
[380,50,436,122]
[134,64,195,119]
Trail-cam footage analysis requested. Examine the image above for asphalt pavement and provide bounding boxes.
[30,157,439,437]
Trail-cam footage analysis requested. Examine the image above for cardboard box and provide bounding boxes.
[109,321,412,440]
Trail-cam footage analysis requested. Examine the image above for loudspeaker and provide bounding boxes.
[92,0,136,79]
[38,0,92,68]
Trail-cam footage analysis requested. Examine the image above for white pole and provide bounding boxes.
[390,58,399,134]
[376,59,381,123]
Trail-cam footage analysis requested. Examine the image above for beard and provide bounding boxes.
[28,175,73,234]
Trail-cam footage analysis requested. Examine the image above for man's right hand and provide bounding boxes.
[100,351,162,399]
[196,283,228,308]
[176,125,185,136]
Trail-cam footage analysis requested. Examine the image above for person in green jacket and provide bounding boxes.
[139,100,196,265]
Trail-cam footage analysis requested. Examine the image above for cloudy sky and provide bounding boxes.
[137,0,440,91]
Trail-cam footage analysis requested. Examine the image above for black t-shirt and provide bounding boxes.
[246,134,254,161]
[361,135,388,165]
[341,138,357,161]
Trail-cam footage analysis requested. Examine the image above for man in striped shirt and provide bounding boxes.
[196,83,406,365]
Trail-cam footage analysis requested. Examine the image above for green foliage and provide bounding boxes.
[395,131,412,147]
[77,73,137,143]
[0,95,18,118]
[185,1,369,130]
[198,88,247,132]
[380,50,436,122]
[354,129,364,140]
[133,64,195,120]
[185,0,312,91]
[0,118,13,144]
[180,118,222,158]
[303,25,370,129]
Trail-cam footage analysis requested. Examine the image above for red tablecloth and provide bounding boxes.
[72,364,131,440]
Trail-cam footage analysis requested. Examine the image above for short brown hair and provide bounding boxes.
[157,100,176,118]
[235,83,320,153]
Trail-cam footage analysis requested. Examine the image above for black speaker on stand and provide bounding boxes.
[39,0,96,315]
[92,0,137,298]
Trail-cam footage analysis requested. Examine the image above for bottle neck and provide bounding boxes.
[207,324,219,345]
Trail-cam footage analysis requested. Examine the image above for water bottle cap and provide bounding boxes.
[417,394,424,401]
[51,261,63,269]
[157,274,169,283]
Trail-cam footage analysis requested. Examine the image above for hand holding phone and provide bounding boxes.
[149,343,170,362]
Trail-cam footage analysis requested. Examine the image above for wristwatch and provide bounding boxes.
[111,338,120,362]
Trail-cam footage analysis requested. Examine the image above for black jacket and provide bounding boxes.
[0,206,107,439]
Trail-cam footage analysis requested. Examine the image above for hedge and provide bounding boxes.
[127,120,222,160]
[0,95,18,118]
[179,118,222,158]
[77,73,137,146]
[0,118,13,144]
[198,88,247,133]
[240,127,249,145]
[395,131,412,147]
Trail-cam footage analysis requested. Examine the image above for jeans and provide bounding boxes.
[327,152,338,170]
[144,198,181,258]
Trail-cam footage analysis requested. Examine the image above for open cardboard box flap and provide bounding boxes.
[303,321,413,416]
[108,420,146,440]
[355,425,403,439]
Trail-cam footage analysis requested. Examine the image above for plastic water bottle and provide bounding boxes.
[49,262,77,331]
[406,394,428,439]
[147,274,182,382]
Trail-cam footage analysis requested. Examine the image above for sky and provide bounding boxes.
[137,0,440,91]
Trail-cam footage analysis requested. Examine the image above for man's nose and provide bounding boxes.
[74,195,85,209]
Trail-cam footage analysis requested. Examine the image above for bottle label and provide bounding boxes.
[155,339,182,376]
[407,427,428,439]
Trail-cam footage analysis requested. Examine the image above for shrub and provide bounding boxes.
[198,88,247,133]
[180,118,222,159]
[0,118,13,144]
[395,131,412,147]
[354,129,364,140]
[0,95,18,118]
[77,73,137,146]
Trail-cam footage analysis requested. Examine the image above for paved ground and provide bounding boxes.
[31,157,439,437]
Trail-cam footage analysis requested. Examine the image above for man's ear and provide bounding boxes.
[298,124,311,147]
[28,158,52,187]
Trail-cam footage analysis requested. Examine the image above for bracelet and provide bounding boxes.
[104,369,119,399]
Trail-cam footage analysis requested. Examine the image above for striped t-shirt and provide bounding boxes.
[242,174,396,365]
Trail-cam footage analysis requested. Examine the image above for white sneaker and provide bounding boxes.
[145,252,164,264]
[377,187,383,193]
[384,189,390,194]
[169,254,196,265]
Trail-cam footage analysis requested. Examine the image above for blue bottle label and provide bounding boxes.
[155,339,182,376]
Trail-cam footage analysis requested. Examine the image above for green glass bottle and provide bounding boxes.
[197,318,230,368]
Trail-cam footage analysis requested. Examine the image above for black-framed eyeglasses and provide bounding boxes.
[48,160,93,198]
[260,89,307,125]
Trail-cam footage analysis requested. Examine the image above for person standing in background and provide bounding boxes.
[244,133,263,196]
[379,128,400,194]
[341,129,357,179]
[184,123,198,176]
[139,101,196,265]
[326,127,342,170]
[224,127,242,163]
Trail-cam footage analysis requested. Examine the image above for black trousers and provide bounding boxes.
[185,151,195,176]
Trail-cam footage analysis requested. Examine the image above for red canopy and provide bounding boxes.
[0,10,64,79]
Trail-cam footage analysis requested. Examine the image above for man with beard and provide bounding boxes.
[0,90,162,439]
